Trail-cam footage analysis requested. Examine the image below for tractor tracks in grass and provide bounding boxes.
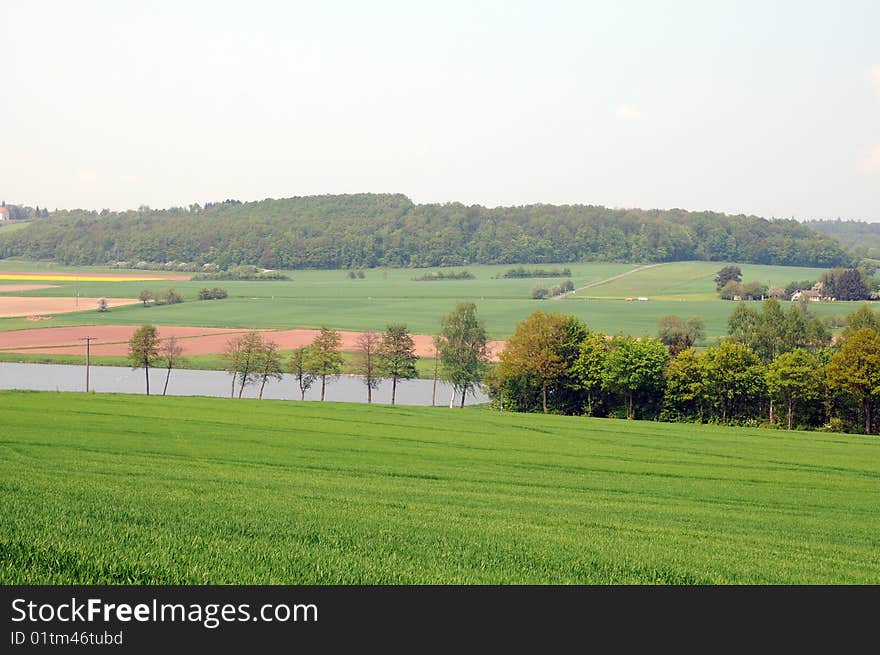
[550,263,663,300]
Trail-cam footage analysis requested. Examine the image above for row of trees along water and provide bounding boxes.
[126,295,880,433]
[127,303,491,406]
[488,301,880,435]
[0,194,850,268]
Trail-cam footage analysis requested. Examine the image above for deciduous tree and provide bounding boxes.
[715,266,742,291]
[156,288,183,305]
[308,326,345,401]
[224,331,264,398]
[128,324,160,395]
[223,336,243,398]
[159,335,184,396]
[378,325,418,405]
[826,328,880,434]
[438,303,490,408]
[353,331,382,403]
[657,315,705,355]
[740,280,768,300]
[498,311,571,413]
[719,280,742,300]
[601,336,668,419]
[728,299,829,363]
[766,349,823,429]
[841,305,880,339]
[289,347,317,401]
[256,338,283,400]
[702,341,766,423]
[662,348,708,422]
[572,331,610,416]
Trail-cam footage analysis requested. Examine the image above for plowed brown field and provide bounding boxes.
[0,325,504,359]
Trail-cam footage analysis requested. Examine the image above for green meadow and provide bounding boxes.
[572,261,828,300]
[1,260,869,340]
[0,222,32,235]
[1,391,877,584]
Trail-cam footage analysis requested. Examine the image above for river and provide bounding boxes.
[0,362,489,406]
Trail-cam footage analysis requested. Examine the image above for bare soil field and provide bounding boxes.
[0,297,142,318]
[269,329,504,360]
[0,325,505,359]
[0,284,60,292]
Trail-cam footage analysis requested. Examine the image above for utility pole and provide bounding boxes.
[79,336,95,392]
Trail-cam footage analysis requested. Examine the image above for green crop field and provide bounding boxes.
[2,259,871,341]
[572,261,829,301]
[0,222,32,234]
[1,391,878,584]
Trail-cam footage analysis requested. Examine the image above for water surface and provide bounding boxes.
[0,362,488,406]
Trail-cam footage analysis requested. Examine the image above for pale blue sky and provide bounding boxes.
[2,1,878,220]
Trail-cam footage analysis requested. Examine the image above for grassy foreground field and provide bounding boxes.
[1,391,878,584]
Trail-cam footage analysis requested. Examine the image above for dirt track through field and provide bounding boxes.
[0,325,505,360]
[551,263,662,299]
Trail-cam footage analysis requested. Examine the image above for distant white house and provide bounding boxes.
[791,282,831,302]
[791,289,821,302]
[0,206,9,222]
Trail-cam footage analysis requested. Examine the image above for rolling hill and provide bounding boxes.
[0,194,849,269]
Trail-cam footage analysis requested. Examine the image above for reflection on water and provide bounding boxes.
[0,362,488,406]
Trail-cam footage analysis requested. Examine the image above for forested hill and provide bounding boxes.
[805,219,880,260]
[0,194,850,268]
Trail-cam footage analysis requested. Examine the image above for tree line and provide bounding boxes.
[488,301,880,434]
[0,201,48,220]
[531,279,574,299]
[127,297,880,433]
[501,266,572,278]
[126,303,492,405]
[806,219,880,260]
[0,193,850,268]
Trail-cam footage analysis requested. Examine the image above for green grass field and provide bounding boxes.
[572,261,829,301]
[0,350,441,378]
[0,222,32,234]
[1,391,878,584]
[2,259,872,340]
